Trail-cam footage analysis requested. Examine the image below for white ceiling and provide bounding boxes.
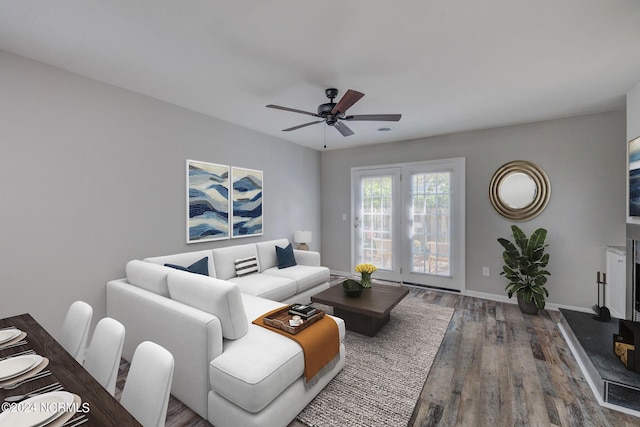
[1,1,640,151]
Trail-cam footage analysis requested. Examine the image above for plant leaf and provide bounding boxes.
[531,285,544,295]
[539,253,550,267]
[533,292,545,309]
[511,225,527,252]
[528,228,547,250]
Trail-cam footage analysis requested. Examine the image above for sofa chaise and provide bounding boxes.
[106,239,345,427]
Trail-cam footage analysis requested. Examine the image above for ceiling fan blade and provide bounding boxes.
[331,90,365,114]
[334,121,355,137]
[266,104,320,117]
[344,114,402,122]
[282,120,324,132]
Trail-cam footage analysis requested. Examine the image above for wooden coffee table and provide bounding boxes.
[311,282,409,336]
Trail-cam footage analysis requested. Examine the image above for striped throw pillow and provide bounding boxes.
[235,256,258,277]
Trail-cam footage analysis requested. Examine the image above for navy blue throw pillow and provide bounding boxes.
[276,244,297,269]
[165,256,209,276]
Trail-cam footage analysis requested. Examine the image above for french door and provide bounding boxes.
[352,158,465,292]
[352,167,402,282]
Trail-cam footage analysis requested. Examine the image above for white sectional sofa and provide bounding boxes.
[106,239,345,427]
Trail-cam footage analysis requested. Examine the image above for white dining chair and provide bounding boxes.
[59,301,93,363]
[120,341,174,427]
[83,317,125,395]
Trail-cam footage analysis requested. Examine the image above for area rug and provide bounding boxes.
[298,295,454,427]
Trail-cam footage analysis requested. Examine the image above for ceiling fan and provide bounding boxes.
[266,88,401,137]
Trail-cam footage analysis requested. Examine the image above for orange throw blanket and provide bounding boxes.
[253,307,340,382]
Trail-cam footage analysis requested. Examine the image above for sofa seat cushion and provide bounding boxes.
[228,274,297,301]
[210,325,304,413]
[240,294,286,320]
[262,265,330,293]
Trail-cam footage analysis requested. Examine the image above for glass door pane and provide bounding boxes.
[402,158,464,291]
[410,172,451,276]
[360,175,393,270]
[353,167,401,282]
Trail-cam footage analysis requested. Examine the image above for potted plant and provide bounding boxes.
[497,225,550,314]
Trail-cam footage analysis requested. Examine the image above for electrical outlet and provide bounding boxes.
[482,267,490,277]
[342,213,347,221]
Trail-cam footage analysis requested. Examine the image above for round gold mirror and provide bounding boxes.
[489,160,550,221]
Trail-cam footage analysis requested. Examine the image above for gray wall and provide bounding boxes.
[321,110,627,310]
[0,51,322,333]
[628,80,640,141]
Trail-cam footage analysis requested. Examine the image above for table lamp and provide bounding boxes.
[294,230,312,250]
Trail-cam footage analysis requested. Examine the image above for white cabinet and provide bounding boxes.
[606,246,626,319]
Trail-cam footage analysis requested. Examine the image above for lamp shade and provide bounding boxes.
[294,230,312,243]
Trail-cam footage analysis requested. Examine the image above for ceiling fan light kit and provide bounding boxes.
[266,88,401,138]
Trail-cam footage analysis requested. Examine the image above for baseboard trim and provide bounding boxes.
[457,290,597,314]
[330,270,353,278]
[330,271,596,314]
[463,290,513,304]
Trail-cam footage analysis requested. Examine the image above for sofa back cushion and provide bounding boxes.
[256,239,290,272]
[145,250,216,278]
[167,270,248,340]
[126,260,171,297]
[212,244,258,280]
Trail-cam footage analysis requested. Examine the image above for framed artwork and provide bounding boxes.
[630,136,640,218]
[186,160,230,243]
[232,167,263,238]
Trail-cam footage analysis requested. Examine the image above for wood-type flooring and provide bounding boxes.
[115,287,640,426]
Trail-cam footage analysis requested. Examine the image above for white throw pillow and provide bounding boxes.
[167,270,248,340]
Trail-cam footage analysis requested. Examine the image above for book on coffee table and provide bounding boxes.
[288,304,317,318]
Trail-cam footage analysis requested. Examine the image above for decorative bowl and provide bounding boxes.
[342,279,363,297]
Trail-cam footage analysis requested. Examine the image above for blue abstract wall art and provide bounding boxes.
[187,160,230,243]
[232,167,263,238]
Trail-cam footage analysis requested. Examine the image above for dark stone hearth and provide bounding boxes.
[560,308,640,411]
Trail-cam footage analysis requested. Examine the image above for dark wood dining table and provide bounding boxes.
[0,313,142,426]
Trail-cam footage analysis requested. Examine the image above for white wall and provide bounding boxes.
[0,50,322,333]
[321,111,626,311]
